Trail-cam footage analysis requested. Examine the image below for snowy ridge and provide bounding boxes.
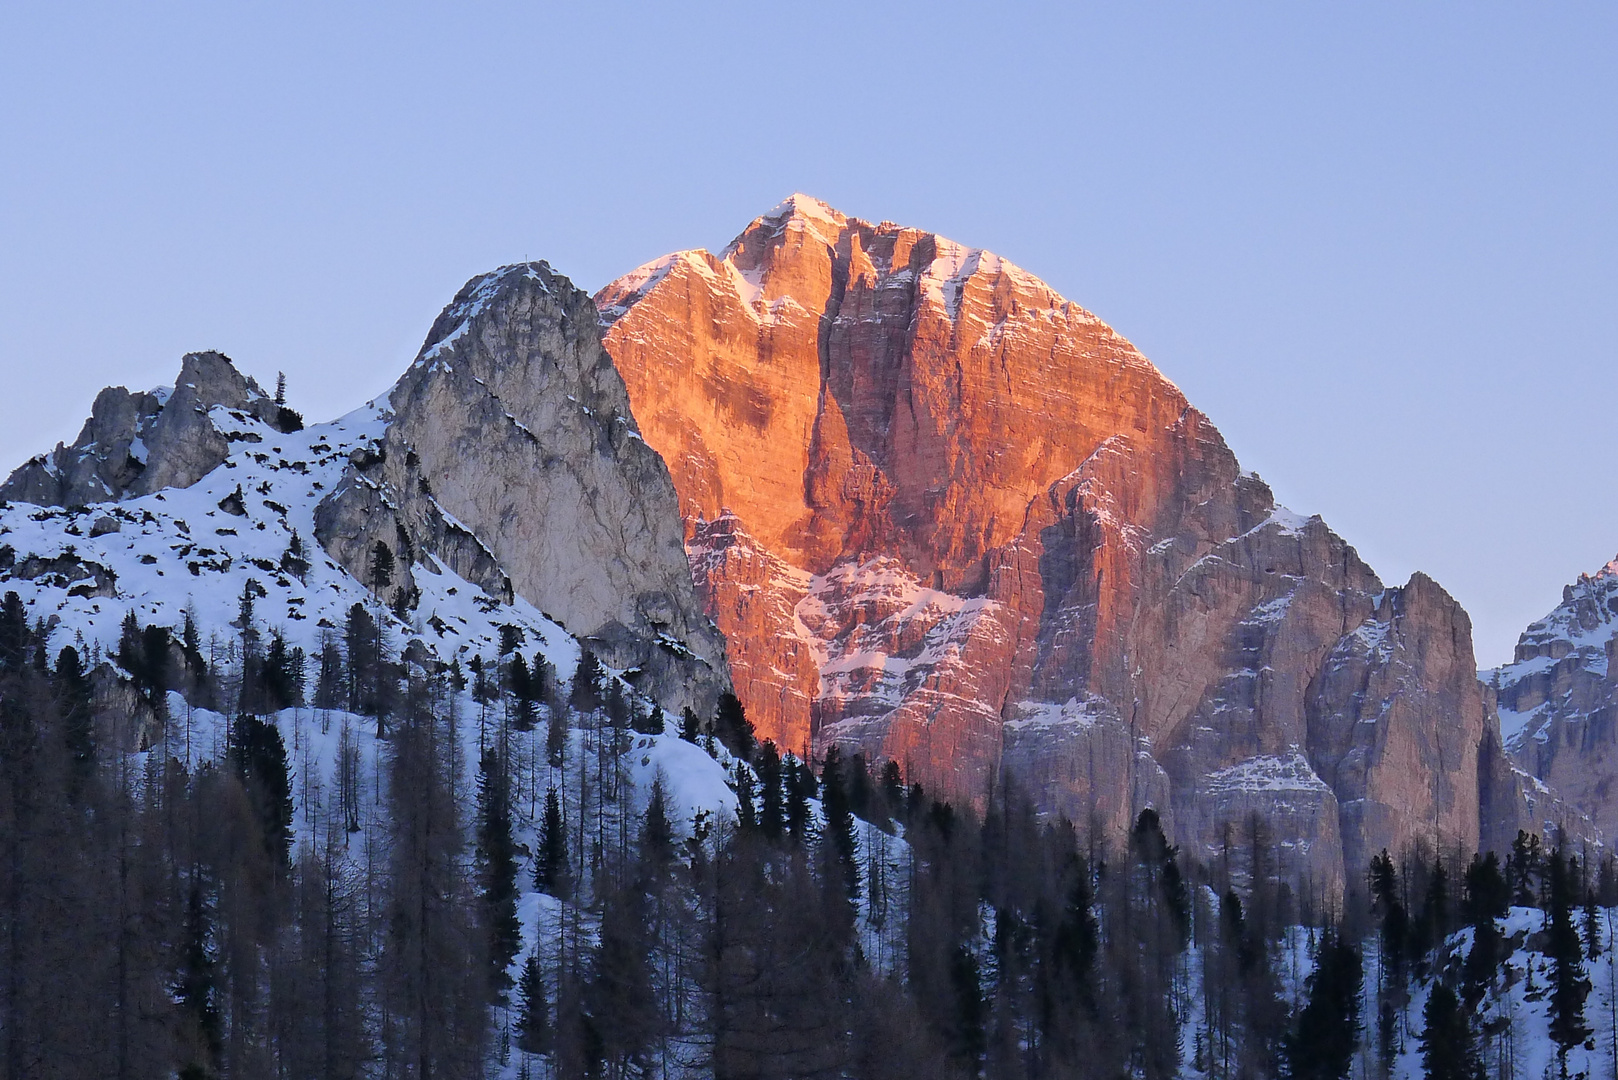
[0,399,574,684]
[1489,553,1618,751]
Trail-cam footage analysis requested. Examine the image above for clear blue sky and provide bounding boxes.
[2,3,1613,666]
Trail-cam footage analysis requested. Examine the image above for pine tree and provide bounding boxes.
[713,691,754,762]
[569,649,602,713]
[755,740,783,840]
[516,950,548,1054]
[534,786,572,900]
[1287,930,1363,1080]
[476,747,521,999]
[1420,982,1478,1080]
[1547,847,1593,1075]
[820,745,860,901]
[280,530,309,582]
[368,540,394,601]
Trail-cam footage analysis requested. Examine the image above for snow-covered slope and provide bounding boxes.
[0,394,574,675]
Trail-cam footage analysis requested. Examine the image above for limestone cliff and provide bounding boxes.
[316,262,729,720]
[598,194,1518,889]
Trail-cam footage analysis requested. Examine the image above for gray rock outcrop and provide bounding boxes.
[314,263,730,720]
[0,351,296,507]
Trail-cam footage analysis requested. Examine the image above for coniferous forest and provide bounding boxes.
[2,590,1616,1080]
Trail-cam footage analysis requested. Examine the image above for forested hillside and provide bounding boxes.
[0,590,1614,1079]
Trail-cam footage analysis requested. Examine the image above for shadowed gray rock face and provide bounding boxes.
[0,351,295,507]
[314,263,730,720]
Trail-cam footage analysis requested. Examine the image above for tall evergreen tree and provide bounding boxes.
[1287,930,1363,1080]
[475,747,521,999]
[1547,847,1593,1075]
[516,950,548,1055]
[713,691,754,762]
[229,716,294,869]
[1420,982,1478,1080]
[820,745,860,901]
[534,786,572,900]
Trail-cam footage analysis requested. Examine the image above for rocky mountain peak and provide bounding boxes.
[596,195,1526,891]
[315,261,729,719]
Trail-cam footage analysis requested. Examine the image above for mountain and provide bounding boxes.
[597,194,1525,891]
[0,262,728,725]
[1489,554,1618,839]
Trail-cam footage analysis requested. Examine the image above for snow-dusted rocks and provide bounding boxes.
[1489,556,1618,840]
[1,351,299,508]
[597,194,1523,891]
[315,262,729,721]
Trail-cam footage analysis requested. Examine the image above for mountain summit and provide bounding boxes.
[598,196,1528,891]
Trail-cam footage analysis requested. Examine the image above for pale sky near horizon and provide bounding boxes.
[1,3,1613,667]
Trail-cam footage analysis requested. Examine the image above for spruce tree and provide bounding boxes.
[1547,848,1593,1074]
[476,747,521,999]
[569,649,602,713]
[948,944,987,1079]
[1420,982,1478,1080]
[516,950,548,1054]
[0,591,27,673]
[1287,930,1362,1080]
[755,740,783,840]
[714,691,754,762]
[230,715,294,869]
[368,540,394,599]
[1462,852,1509,1009]
[785,753,815,841]
[820,745,860,901]
[534,786,572,900]
[280,530,309,582]
[507,653,535,732]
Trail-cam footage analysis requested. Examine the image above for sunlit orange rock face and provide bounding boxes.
[598,195,1512,890]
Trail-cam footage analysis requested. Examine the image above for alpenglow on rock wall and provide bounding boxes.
[315,262,730,720]
[596,194,1524,892]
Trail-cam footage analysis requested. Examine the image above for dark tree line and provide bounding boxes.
[10,587,1618,1078]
